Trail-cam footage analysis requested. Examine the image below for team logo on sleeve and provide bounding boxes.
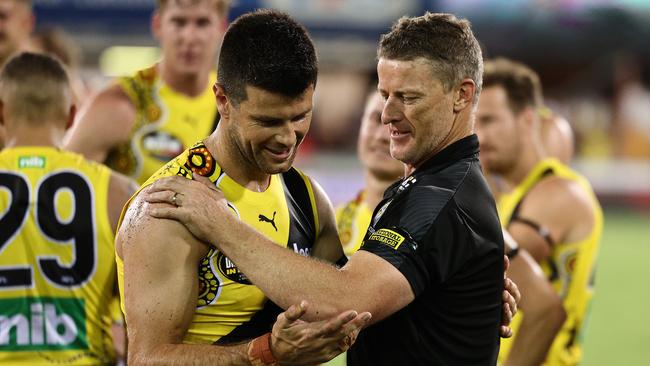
[368,228,405,250]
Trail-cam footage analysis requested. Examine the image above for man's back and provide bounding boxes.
[348,135,504,365]
[0,146,117,365]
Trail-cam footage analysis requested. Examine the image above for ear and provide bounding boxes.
[0,100,4,127]
[151,11,162,41]
[65,104,77,131]
[213,83,231,120]
[453,78,476,113]
[520,106,537,128]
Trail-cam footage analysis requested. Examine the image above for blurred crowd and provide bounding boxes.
[2,1,649,161]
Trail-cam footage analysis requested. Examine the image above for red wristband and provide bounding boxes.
[248,333,277,366]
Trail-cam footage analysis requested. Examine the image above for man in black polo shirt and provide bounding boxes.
[144,12,508,365]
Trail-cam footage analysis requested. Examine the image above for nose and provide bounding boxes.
[381,96,402,125]
[275,122,298,147]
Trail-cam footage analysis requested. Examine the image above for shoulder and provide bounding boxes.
[522,175,596,230]
[77,83,136,129]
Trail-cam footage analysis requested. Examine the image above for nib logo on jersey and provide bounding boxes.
[0,297,87,351]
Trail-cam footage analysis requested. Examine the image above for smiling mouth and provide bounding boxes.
[265,147,292,160]
[390,129,411,139]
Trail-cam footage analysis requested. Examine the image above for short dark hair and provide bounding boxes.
[378,12,483,103]
[483,58,543,115]
[0,52,71,123]
[217,9,318,105]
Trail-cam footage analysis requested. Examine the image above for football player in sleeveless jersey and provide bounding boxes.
[116,10,372,365]
[477,58,603,366]
[0,53,136,365]
[65,0,229,184]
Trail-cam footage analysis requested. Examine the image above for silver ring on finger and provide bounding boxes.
[171,192,180,207]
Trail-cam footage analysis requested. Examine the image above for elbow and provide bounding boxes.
[528,293,567,331]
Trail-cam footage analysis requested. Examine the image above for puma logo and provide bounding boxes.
[258,211,277,231]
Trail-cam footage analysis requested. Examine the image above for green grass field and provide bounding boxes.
[326,209,650,365]
[582,209,650,365]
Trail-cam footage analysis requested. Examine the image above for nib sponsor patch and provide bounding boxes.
[0,297,87,351]
[368,228,406,250]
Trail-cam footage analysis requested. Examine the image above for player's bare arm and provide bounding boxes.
[502,231,566,366]
[107,171,138,361]
[508,176,596,263]
[107,171,138,233]
[118,193,368,365]
[144,175,520,330]
[64,84,136,163]
[308,177,350,263]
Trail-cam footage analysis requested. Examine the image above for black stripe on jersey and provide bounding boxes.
[281,168,317,253]
[213,300,282,345]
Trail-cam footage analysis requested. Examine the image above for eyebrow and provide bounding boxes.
[250,108,312,122]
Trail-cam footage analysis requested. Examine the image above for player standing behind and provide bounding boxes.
[0,0,34,149]
[0,52,136,365]
[476,57,603,366]
[65,0,229,185]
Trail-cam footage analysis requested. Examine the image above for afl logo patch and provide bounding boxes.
[217,252,251,285]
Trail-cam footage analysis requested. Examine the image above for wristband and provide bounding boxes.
[248,333,278,366]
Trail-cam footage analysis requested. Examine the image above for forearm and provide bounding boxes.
[505,304,565,366]
[129,342,250,366]
[214,216,362,320]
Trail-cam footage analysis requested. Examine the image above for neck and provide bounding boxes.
[502,137,546,187]
[206,126,271,192]
[363,171,399,210]
[405,115,473,176]
[4,122,64,148]
[158,61,211,97]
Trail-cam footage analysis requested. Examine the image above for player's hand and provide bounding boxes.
[501,255,521,338]
[143,175,230,245]
[271,300,371,365]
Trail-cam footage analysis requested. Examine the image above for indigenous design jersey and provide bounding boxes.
[497,158,603,366]
[335,190,373,256]
[116,142,319,344]
[105,65,219,185]
[0,147,116,365]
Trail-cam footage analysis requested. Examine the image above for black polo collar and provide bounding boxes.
[413,134,480,176]
[383,134,480,199]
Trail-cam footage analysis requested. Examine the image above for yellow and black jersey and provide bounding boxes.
[0,147,117,365]
[116,142,320,344]
[106,65,219,185]
[335,190,373,257]
[497,158,603,366]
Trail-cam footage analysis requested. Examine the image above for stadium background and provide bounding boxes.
[32,0,650,364]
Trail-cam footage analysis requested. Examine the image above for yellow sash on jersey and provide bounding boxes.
[106,65,219,185]
[0,147,116,365]
[497,158,603,366]
[116,142,319,344]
